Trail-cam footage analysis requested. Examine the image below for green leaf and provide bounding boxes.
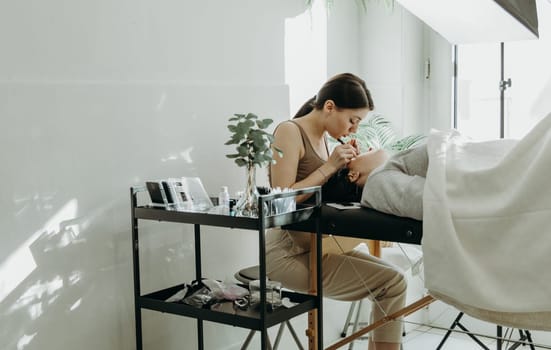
[332,113,425,153]
[235,158,248,167]
[256,118,273,129]
[250,132,264,145]
[237,120,255,132]
[273,146,284,158]
[390,134,426,151]
[260,154,272,162]
[225,112,281,167]
[237,145,249,157]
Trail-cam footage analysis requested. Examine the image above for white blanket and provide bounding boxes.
[422,113,551,330]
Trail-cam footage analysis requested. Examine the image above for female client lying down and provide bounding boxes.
[324,144,427,221]
[339,113,551,331]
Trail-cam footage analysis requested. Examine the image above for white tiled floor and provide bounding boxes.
[342,328,493,349]
[262,303,550,350]
[255,321,549,350]
[402,326,496,350]
[344,325,547,350]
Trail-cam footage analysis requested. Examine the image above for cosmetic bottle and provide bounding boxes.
[218,186,230,215]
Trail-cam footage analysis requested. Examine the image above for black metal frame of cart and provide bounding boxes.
[130,186,323,350]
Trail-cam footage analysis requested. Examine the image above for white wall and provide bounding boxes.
[326,1,362,76]
[359,3,428,137]
[315,0,453,139]
[425,29,454,132]
[0,1,304,349]
[0,1,459,350]
[284,0,329,116]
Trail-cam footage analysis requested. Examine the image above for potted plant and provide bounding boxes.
[225,113,282,217]
[331,113,425,152]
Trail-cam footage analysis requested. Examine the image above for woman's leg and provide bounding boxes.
[369,339,400,350]
[266,230,407,347]
[266,229,312,292]
[322,249,407,347]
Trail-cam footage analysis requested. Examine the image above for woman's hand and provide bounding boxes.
[347,138,360,154]
[327,143,358,170]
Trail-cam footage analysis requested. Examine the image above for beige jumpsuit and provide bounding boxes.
[266,121,407,343]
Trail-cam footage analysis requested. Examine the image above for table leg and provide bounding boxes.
[308,234,319,350]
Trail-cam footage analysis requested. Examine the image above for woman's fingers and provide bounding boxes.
[342,144,358,160]
[348,139,360,154]
[331,144,357,166]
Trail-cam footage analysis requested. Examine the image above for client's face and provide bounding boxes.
[346,149,389,186]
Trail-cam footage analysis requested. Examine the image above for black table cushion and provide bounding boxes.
[283,204,422,245]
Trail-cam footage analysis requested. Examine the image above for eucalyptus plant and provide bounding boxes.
[225,113,283,168]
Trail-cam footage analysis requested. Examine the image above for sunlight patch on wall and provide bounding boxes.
[28,301,43,320]
[69,297,82,311]
[180,148,194,163]
[0,199,78,303]
[68,270,82,286]
[9,275,64,314]
[284,0,327,117]
[156,92,167,111]
[161,154,179,162]
[0,243,36,304]
[17,332,37,350]
[160,147,194,163]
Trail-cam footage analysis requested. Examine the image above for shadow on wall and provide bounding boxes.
[0,190,205,350]
[0,198,135,349]
[0,1,317,348]
[0,82,292,350]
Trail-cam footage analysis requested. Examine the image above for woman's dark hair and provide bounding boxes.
[294,73,374,119]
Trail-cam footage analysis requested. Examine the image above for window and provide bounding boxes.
[455,2,551,140]
[456,43,501,140]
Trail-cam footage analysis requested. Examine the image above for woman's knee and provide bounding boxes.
[385,269,408,298]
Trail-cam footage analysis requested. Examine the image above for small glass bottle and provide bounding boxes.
[218,186,230,215]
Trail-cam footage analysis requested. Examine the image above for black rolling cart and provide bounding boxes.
[130,186,323,350]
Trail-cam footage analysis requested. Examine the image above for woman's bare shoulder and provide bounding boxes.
[274,120,301,139]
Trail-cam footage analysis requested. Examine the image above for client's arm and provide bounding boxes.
[361,170,425,220]
[360,145,428,220]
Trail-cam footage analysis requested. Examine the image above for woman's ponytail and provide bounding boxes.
[293,95,316,119]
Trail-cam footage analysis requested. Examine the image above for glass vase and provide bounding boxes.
[235,163,259,217]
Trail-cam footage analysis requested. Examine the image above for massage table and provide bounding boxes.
[283,203,432,350]
[285,204,422,244]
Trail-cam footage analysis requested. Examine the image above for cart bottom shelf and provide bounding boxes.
[139,283,319,330]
